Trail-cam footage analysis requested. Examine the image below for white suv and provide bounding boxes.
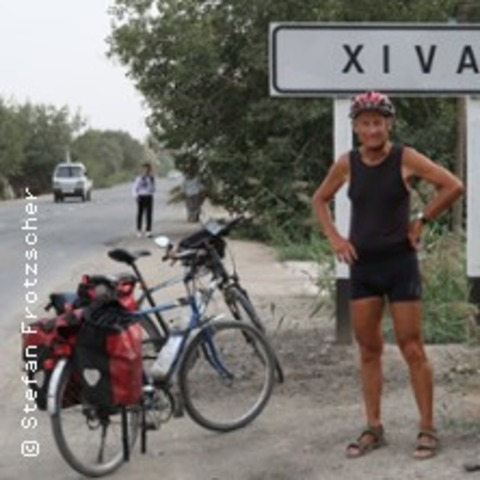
[52,162,93,202]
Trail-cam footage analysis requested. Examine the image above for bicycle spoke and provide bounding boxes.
[179,321,274,432]
[50,361,139,477]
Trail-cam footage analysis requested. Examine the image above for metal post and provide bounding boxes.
[333,98,353,344]
[466,96,480,322]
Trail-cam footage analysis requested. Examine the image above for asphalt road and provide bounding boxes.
[0,178,187,479]
[0,178,179,323]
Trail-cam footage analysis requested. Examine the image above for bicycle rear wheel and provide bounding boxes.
[178,320,274,432]
[49,359,140,478]
[224,285,284,383]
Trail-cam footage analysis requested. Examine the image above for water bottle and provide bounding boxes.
[194,291,205,316]
[150,333,182,380]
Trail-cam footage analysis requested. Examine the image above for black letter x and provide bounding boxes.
[342,45,364,73]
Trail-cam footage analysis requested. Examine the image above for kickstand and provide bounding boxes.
[121,407,130,462]
[141,407,148,454]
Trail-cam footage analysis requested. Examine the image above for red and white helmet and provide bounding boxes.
[349,91,395,119]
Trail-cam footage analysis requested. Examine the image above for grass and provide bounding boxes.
[268,226,477,345]
[419,231,477,343]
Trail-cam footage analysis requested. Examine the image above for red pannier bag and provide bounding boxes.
[74,300,143,410]
[76,273,138,312]
[21,310,82,410]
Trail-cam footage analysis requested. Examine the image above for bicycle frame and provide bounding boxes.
[137,273,233,383]
[103,241,238,384]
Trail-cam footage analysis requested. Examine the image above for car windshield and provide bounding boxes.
[55,166,83,178]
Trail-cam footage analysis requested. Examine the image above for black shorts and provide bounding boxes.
[349,250,422,302]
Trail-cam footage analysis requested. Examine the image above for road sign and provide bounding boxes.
[270,23,480,96]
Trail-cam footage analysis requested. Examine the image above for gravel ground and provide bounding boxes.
[9,218,480,479]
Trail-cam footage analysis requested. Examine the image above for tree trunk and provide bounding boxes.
[452,0,468,233]
[452,96,466,233]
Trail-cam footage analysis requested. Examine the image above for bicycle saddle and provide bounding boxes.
[108,248,151,265]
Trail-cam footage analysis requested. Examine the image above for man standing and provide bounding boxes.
[132,162,155,237]
[312,91,464,459]
[183,174,204,222]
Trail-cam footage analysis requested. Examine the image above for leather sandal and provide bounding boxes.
[346,425,387,459]
[413,428,440,460]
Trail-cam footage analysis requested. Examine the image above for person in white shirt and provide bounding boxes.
[132,163,155,237]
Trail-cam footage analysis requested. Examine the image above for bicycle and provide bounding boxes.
[45,216,284,382]
[140,215,284,383]
[46,245,276,478]
[108,241,277,431]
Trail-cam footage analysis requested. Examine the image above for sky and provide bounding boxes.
[0,1,149,141]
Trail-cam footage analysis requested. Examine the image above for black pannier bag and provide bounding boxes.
[178,228,226,267]
[74,299,143,410]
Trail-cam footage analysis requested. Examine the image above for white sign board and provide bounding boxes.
[270,23,480,95]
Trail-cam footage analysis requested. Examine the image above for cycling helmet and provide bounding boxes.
[349,91,395,119]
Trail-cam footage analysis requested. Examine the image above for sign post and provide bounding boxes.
[333,98,352,344]
[269,23,480,343]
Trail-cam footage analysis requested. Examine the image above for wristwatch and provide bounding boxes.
[416,212,429,225]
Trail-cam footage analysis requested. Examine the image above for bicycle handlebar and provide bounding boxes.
[202,215,245,237]
[162,245,207,265]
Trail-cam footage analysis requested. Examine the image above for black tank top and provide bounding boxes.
[347,144,411,257]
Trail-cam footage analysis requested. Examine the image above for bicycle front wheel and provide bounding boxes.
[178,320,275,432]
[49,359,140,478]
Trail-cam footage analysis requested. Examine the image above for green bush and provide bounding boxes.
[384,231,476,344]
[420,231,477,343]
[268,228,331,262]
[272,227,476,344]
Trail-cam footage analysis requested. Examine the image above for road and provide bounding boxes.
[0,178,190,479]
[0,179,178,321]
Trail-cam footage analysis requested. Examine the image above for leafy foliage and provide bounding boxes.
[420,230,477,343]
[382,231,477,344]
[0,100,78,196]
[0,97,152,197]
[108,0,464,240]
[71,130,148,187]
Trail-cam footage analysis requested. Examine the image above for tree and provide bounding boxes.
[72,129,149,187]
[0,96,151,198]
[108,0,461,239]
[5,102,78,195]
